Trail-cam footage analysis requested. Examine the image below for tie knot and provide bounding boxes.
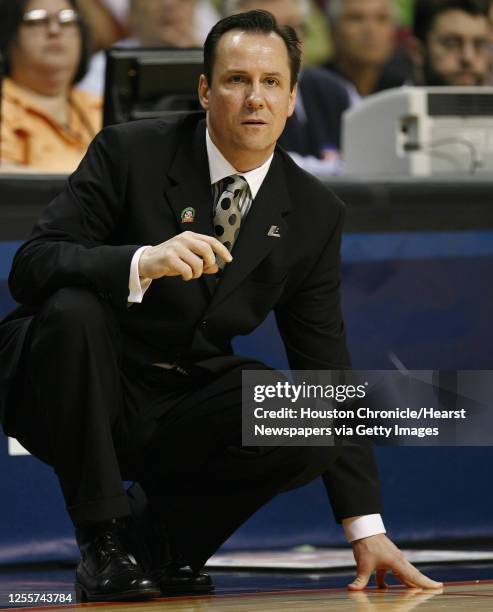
[223,174,247,195]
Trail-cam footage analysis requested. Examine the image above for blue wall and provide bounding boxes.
[1,232,493,563]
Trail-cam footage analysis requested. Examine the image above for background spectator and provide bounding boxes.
[78,0,221,95]
[222,0,350,176]
[324,0,411,103]
[80,0,221,45]
[411,0,490,86]
[77,0,126,51]
[128,0,201,48]
[0,0,101,173]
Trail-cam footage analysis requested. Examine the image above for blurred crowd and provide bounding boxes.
[0,0,492,174]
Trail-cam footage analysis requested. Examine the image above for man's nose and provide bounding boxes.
[460,41,477,65]
[245,85,265,110]
[362,18,378,37]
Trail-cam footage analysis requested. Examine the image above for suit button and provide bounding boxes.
[201,320,208,328]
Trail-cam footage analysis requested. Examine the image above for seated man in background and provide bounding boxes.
[222,0,350,176]
[77,0,127,52]
[127,0,201,48]
[411,0,490,86]
[323,0,410,104]
[0,0,101,173]
[78,0,220,95]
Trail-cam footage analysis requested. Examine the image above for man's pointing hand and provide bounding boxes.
[138,231,232,281]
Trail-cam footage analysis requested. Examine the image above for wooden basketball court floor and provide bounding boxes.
[1,582,493,612]
[1,563,493,611]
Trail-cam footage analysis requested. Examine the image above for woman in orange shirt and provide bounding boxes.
[0,0,102,173]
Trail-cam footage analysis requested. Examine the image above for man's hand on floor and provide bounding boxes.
[349,533,443,590]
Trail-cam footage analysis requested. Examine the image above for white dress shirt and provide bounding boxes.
[128,129,272,302]
[127,128,386,543]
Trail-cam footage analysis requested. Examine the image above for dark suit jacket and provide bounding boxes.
[278,66,350,158]
[324,57,410,97]
[0,113,382,521]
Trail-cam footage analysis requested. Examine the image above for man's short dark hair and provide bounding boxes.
[413,0,488,43]
[203,9,302,91]
[0,0,90,84]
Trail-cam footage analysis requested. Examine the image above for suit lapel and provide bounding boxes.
[164,118,216,294]
[208,151,291,311]
[164,121,292,303]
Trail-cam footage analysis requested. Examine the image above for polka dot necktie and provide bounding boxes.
[213,174,249,269]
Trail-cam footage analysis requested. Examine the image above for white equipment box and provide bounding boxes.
[342,86,493,176]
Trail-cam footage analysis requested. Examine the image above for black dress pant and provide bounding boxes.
[10,287,338,567]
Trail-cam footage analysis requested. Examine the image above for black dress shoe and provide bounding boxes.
[154,564,214,596]
[126,484,214,596]
[75,519,161,602]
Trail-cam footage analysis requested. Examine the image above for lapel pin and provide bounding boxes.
[181,207,195,223]
[267,225,281,238]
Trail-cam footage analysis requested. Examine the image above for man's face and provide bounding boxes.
[421,10,490,86]
[130,0,197,47]
[198,30,297,170]
[332,0,395,66]
[10,0,81,94]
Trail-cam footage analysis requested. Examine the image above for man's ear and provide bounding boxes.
[198,74,210,111]
[287,82,298,118]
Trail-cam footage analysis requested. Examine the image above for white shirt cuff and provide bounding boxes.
[128,245,152,304]
[342,514,386,543]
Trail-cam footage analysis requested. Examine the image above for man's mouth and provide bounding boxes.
[242,119,267,125]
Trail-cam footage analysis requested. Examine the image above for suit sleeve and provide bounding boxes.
[8,126,142,309]
[323,445,383,523]
[275,199,383,522]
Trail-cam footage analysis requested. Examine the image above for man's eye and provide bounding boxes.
[229,75,244,83]
[346,14,364,24]
[265,78,279,86]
